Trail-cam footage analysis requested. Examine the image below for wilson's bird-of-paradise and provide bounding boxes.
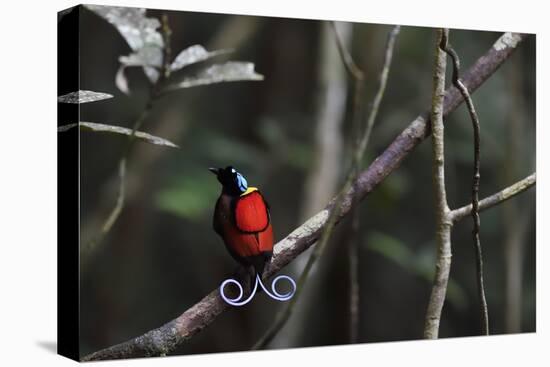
[209,166,295,305]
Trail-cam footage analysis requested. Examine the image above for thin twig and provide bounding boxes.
[348,24,400,343]
[330,22,364,81]
[441,30,489,335]
[84,15,174,255]
[331,21,364,164]
[83,101,153,256]
[451,173,536,223]
[82,32,525,361]
[82,106,152,258]
[323,21,363,344]
[356,25,400,161]
[423,28,452,340]
[101,159,126,234]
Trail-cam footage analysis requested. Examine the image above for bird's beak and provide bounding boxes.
[208,167,220,175]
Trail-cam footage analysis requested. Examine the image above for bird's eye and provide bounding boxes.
[231,168,236,173]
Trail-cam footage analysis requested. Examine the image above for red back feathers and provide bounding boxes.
[234,190,270,233]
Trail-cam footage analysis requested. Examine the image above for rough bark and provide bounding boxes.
[423,28,452,340]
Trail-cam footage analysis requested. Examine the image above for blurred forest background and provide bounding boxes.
[75,5,536,357]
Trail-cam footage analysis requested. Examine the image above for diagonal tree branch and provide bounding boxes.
[82,32,526,361]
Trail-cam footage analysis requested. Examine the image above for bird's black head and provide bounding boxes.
[209,166,248,196]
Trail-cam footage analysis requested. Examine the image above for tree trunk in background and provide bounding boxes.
[269,22,351,348]
[300,22,349,220]
[504,53,532,334]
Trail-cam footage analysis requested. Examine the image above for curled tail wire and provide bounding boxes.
[220,273,296,306]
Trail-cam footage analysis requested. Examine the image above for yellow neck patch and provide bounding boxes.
[240,186,258,196]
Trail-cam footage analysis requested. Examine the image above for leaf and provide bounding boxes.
[119,45,162,67]
[58,122,178,148]
[58,90,113,104]
[84,5,163,84]
[168,62,264,90]
[118,45,162,83]
[84,5,163,51]
[170,45,232,72]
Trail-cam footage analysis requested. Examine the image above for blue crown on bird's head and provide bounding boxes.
[209,166,248,195]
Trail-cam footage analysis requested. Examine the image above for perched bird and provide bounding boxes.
[209,166,273,287]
